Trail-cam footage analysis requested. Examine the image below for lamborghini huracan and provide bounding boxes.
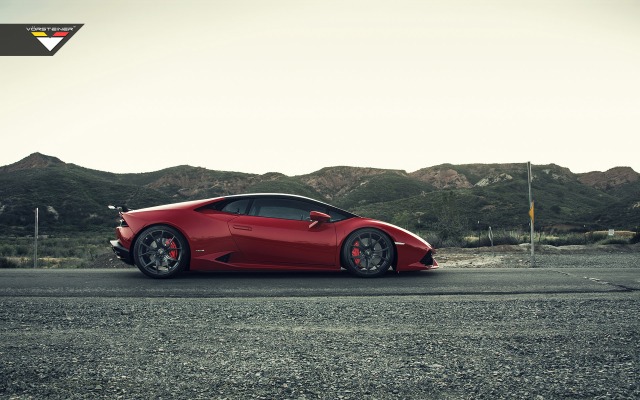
[109,193,438,278]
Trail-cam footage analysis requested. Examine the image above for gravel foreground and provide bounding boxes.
[2,247,639,399]
[1,292,639,400]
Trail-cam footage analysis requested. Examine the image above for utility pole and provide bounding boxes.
[34,207,38,268]
[488,226,494,257]
[527,162,535,267]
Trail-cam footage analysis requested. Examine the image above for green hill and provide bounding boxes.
[1,153,638,236]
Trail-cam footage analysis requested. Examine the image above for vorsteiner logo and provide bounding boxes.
[31,30,69,52]
[0,24,83,56]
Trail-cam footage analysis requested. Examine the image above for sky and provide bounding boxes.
[1,0,639,176]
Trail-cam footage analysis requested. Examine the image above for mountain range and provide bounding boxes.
[0,153,638,235]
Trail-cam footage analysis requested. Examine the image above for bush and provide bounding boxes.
[15,245,30,256]
[461,230,524,248]
[0,244,15,257]
[422,232,466,248]
[598,238,629,245]
[478,231,522,247]
[542,234,589,246]
[0,257,19,268]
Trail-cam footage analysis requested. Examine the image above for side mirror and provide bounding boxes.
[309,211,331,228]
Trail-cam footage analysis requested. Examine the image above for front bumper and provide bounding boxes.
[110,240,133,265]
[398,247,439,272]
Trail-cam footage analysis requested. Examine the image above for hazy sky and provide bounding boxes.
[1,0,639,175]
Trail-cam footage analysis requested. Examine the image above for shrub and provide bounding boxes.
[15,245,30,256]
[0,257,19,268]
[542,234,588,246]
[598,238,629,245]
[463,230,523,248]
[0,244,15,257]
[422,232,466,248]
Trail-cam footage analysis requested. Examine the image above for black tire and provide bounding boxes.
[341,228,395,277]
[133,225,189,279]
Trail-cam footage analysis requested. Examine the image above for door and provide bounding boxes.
[228,197,337,267]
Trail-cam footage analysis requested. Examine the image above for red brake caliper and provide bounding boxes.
[351,240,361,265]
[166,239,178,259]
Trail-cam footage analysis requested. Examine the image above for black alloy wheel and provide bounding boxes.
[133,225,189,279]
[342,228,395,277]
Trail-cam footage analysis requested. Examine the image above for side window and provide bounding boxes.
[220,199,251,215]
[249,198,324,221]
[326,209,348,222]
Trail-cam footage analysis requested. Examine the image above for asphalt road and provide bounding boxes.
[1,266,639,399]
[0,267,639,298]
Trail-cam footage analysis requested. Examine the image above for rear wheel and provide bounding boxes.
[133,225,189,279]
[342,228,395,277]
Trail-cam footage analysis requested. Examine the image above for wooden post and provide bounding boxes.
[34,207,38,268]
[527,162,535,267]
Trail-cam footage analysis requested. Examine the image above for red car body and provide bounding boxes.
[110,194,438,278]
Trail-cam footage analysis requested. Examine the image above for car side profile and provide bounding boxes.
[110,193,438,278]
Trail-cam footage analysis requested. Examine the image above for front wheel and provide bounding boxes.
[342,228,395,277]
[133,225,189,279]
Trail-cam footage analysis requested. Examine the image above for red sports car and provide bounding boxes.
[109,193,438,278]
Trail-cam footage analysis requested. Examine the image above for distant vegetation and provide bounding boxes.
[0,153,639,267]
[424,229,639,249]
[0,232,112,268]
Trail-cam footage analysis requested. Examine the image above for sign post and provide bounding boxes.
[527,162,535,267]
[488,226,494,256]
[34,207,38,268]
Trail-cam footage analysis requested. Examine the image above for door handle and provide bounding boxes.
[232,225,252,231]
